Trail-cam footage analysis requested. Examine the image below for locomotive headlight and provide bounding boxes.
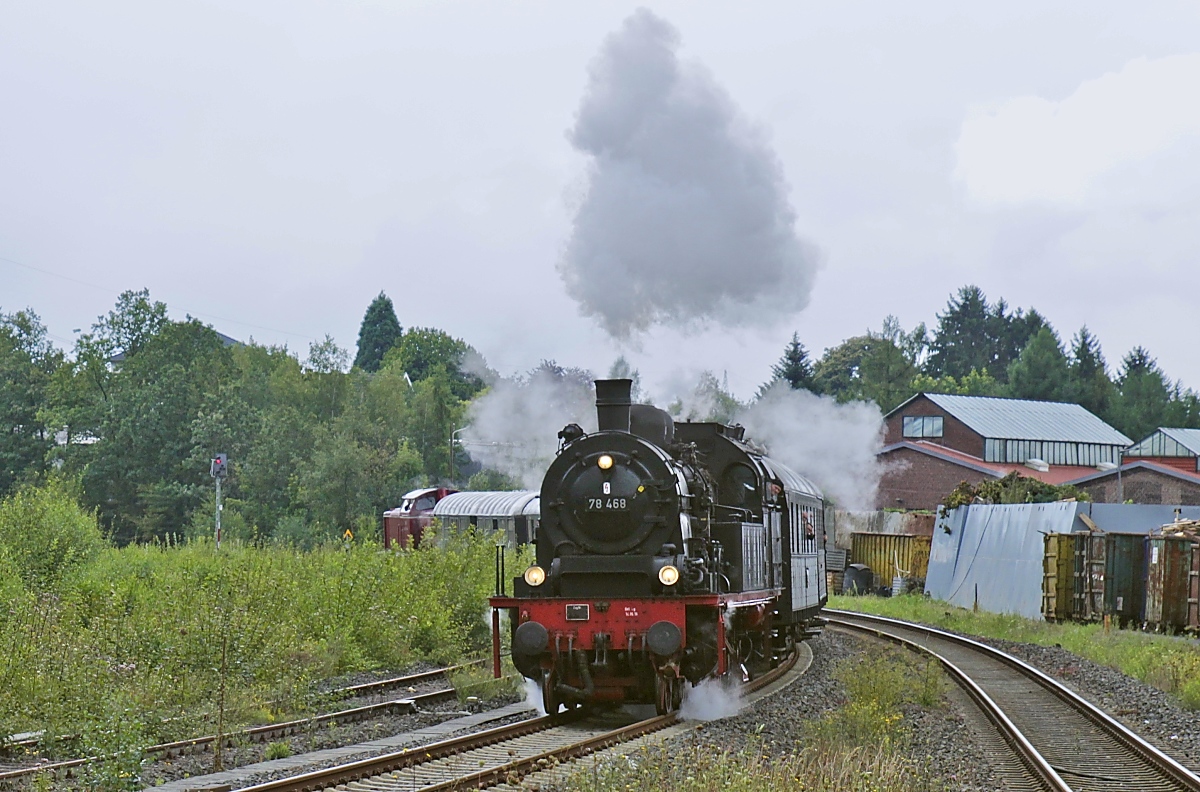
[523,565,546,587]
[597,454,614,470]
[658,564,680,586]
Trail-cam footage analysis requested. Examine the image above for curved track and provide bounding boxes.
[828,609,1200,792]
[0,663,477,787]
[233,650,800,792]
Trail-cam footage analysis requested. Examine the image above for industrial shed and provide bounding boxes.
[432,490,540,546]
[1123,428,1200,474]
[877,394,1131,510]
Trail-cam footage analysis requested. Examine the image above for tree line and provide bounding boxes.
[763,285,1200,441]
[2,284,1197,545]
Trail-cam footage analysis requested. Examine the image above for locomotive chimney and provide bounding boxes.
[594,379,632,433]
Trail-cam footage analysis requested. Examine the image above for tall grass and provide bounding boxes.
[831,593,1200,708]
[0,528,524,765]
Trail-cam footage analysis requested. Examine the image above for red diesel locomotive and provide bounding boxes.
[489,379,827,714]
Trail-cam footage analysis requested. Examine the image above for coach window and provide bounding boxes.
[902,416,943,439]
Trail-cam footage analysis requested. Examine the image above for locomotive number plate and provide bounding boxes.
[586,497,628,511]
[565,604,590,621]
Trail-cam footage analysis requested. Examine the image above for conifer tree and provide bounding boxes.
[771,333,814,391]
[353,292,402,373]
[1066,326,1114,417]
[1007,327,1070,402]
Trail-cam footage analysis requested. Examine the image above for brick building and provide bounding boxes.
[877,394,1131,510]
[1067,461,1200,505]
[1064,428,1200,505]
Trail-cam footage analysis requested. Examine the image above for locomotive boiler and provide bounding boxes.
[489,379,827,714]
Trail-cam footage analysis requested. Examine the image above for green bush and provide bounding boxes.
[0,479,106,589]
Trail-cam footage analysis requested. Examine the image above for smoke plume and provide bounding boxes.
[462,363,596,489]
[737,383,884,510]
[560,9,820,338]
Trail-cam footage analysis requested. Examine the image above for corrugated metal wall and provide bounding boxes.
[850,533,931,590]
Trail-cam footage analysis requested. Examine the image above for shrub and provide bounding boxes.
[0,479,106,590]
[0,543,24,601]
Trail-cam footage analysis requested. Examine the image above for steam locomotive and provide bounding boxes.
[489,379,828,715]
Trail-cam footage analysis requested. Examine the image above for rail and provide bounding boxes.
[827,609,1200,792]
[233,648,800,792]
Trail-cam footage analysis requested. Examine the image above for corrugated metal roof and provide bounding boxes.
[921,393,1131,445]
[433,490,539,518]
[1160,428,1200,456]
[760,458,824,499]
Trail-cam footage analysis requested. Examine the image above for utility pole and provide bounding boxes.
[211,453,228,548]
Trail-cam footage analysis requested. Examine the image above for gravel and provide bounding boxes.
[669,630,1002,791]
[971,634,1200,772]
[135,689,527,789]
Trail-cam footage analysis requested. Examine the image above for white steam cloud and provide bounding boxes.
[737,383,884,510]
[462,365,596,489]
[679,678,742,721]
[560,9,820,338]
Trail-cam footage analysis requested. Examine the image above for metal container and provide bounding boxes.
[850,533,931,591]
[1103,533,1147,626]
[1042,533,1075,621]
[1076,532,1107,622]
[1145,535,1197,632]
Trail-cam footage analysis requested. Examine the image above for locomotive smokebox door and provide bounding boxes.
[566,604,590,621]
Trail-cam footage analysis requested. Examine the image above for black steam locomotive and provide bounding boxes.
[489,379,828,714]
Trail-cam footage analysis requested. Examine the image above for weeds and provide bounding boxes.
[0,530,531,771]
[831,593,1200,708]
[447,660,521,703]
[561,648,950,792]
[264,741,293,760]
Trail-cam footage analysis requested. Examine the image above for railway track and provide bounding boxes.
[231,649,801,792]
[827,609,1200,792]
[0,662,482,787]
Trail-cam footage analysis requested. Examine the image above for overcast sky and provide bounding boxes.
[3,2,1199,402]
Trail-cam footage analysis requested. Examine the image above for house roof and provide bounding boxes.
[887,393,1131,446]
[1127,428,1200,458]
[879,440,1097,485]
[1065,459,1200,487]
